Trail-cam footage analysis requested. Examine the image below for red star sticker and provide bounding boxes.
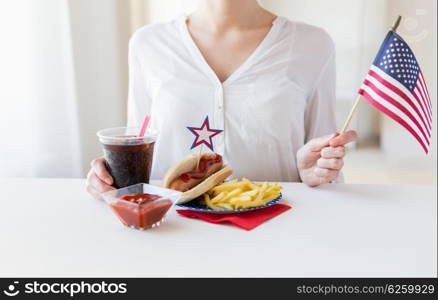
[187,116,223,151]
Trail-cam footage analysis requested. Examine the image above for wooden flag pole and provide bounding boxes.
[390,15,402,32]
[340,15,402,133]
[340,94,362,133]
[196,144,204,170]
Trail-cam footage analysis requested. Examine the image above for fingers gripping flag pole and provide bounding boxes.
[340,16,403,133]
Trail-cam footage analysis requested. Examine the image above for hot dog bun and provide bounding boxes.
[162,153,233,203]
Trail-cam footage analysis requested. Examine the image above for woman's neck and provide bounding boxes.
[190,0,276,33]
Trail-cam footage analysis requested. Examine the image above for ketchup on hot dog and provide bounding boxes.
[179,153,222,182]
[169,153,223,192]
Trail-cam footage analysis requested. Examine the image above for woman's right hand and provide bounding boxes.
[86,157,115,200]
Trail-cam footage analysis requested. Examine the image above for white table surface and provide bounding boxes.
[0,178,436,277]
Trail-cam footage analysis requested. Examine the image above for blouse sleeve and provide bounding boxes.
[303,49,344,182]
[126,34,152,127]
[304,49,337,142]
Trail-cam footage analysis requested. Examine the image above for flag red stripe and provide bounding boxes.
[415,79,432,118]
[359,89,428,153]
[417,73,432,114]
[363,79,430,141]
[420,71,432,107]
[369,69,432,130]
[417,74,431,108]
[368,70,431,131]
[369,69,432,127]
[412,88,432,128]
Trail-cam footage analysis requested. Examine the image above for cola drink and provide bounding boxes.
[97,128,157,188]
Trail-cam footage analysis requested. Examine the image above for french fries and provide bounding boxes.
[203,178,282,210]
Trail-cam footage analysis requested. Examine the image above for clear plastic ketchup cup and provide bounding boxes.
[102,183,182,230]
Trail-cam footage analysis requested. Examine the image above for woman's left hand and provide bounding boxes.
[297,130,358,187]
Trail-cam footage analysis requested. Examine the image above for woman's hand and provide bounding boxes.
[86,157,115,200]
[297,130,357,187]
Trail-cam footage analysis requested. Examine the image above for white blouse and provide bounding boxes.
[127,15,338,182]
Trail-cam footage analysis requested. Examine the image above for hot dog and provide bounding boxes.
[169,153,223,191]
[162,152,233,203]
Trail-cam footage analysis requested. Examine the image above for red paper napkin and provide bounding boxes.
[176,204,291,231]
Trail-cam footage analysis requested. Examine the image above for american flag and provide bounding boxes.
[359,31,432,153]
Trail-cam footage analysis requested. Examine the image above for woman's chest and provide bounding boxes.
[147,62,307,127]
[187,26,275,83]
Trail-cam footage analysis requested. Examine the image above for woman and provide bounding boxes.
[86,0,357,199]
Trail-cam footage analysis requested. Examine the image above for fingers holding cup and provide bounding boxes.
[91,157,113,185]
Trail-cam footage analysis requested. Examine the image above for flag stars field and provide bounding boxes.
[379,41,419,91]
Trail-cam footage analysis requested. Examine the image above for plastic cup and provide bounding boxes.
[97,127,157,188]
[102,183,181,230]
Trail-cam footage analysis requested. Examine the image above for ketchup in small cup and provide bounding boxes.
[102,183,182,230]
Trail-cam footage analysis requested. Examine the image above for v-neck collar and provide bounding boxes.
[178,14,285,87]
